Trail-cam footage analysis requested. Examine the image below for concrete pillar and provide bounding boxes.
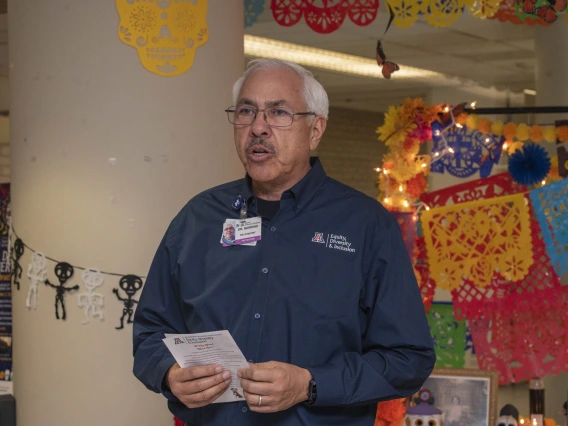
[9,1,243,425]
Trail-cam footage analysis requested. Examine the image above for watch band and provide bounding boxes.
[304,376,317,406]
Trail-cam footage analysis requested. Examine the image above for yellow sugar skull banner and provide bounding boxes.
[116,0,209,76]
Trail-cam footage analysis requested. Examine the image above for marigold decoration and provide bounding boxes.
[406,173,428,198]
[375,398,407,426]
[516,123,530,141]
[376,98,440,211]
[420,193,533,290]
[478,118,492,134]
[503,122,518,141]
[530,124,544,143]
[508,143,551,186]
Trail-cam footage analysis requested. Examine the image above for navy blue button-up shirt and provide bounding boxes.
[133,158,435,426]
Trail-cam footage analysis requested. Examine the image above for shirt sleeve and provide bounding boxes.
[308,212,436,407]
[133,219,187,402]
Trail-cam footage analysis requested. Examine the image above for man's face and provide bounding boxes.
[223,224,235,241]
[233,68,326,188]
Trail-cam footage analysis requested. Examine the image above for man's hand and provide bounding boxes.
[238,361,311,413]
[167,364,231,408]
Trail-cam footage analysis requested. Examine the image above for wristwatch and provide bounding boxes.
[304,376,317,406]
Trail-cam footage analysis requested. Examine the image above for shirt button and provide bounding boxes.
[262,268,268,274]
[254,313,261,319]
[242,407,248,413]
[270,226,276,232]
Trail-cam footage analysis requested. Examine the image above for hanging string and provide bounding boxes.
[6,221,146,279]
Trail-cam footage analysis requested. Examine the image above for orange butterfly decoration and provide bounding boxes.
[376,41,399,80]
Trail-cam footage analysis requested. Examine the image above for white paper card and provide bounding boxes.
[163,330,249,403]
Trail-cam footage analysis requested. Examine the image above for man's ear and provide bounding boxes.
[309,116,327,151]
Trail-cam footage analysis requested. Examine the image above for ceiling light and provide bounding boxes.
[244,35,445,80]
[523,89,537,96]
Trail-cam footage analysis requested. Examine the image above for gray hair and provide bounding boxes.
[232,59,329,119]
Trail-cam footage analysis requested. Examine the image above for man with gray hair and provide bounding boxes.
[133,58,435,426]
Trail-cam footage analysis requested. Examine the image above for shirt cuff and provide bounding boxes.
[158,357,180,403]
[306,364,344,406]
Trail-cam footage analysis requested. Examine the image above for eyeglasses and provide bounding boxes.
[225,106,316,127]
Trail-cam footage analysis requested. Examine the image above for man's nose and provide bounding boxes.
[250,111,272,138]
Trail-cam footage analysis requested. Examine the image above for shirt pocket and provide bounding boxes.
[279,249,360,320]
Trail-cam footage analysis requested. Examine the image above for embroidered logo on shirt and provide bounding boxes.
[311,233,356,253]
[311,232,325,243]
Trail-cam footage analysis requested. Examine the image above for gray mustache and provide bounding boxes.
[245,138,275,153]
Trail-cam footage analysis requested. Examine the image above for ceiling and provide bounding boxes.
[0,3,539,111]
[245,0,539,112]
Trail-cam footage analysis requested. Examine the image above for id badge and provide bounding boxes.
[220,217,262,247]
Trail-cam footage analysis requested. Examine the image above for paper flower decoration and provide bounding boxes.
[491,120,504,136]
[478,118,492,134]
[466,114,479,130]
[503,122,517,141]
[508,143,551,186]
[529,125,543,143]
[516,123,530,141]
[508,141,524,155]
[543,126,557,143]
[557,125,568,142]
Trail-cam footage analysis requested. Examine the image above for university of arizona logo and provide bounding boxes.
[311,232,325,243]
[174,338,184,345]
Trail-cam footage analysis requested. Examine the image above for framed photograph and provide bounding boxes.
[417,368,498,426]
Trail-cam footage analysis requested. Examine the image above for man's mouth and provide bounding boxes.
[248,145,274,157]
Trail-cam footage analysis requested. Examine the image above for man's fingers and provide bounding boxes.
[183,377,231,408]
[243,390,276,413]
[240,378,274,396]
[177,364,223,382]
[176,371,231,396]
[238,365,279,382]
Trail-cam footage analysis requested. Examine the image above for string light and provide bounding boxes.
[399,184,403,192]
[383,169,388,175]
[456,123,463,128]
[448,147,455,154]
[434,151,440,157]
[374,167,382,172]
[443,106,450,113]
[402,200,410,208]
[434,130,441,136]
[421,163,427,168]
[541,180,546,186]
[470,101,477,109]
[503,141,509,150]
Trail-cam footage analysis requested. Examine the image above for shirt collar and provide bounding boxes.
[240,157,327,210]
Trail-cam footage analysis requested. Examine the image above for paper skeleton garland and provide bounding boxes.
[112,274,143,330]
[45,262,79,320]
[26,252,47,309]
[78,268,104,324]
[12,238,24,290]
